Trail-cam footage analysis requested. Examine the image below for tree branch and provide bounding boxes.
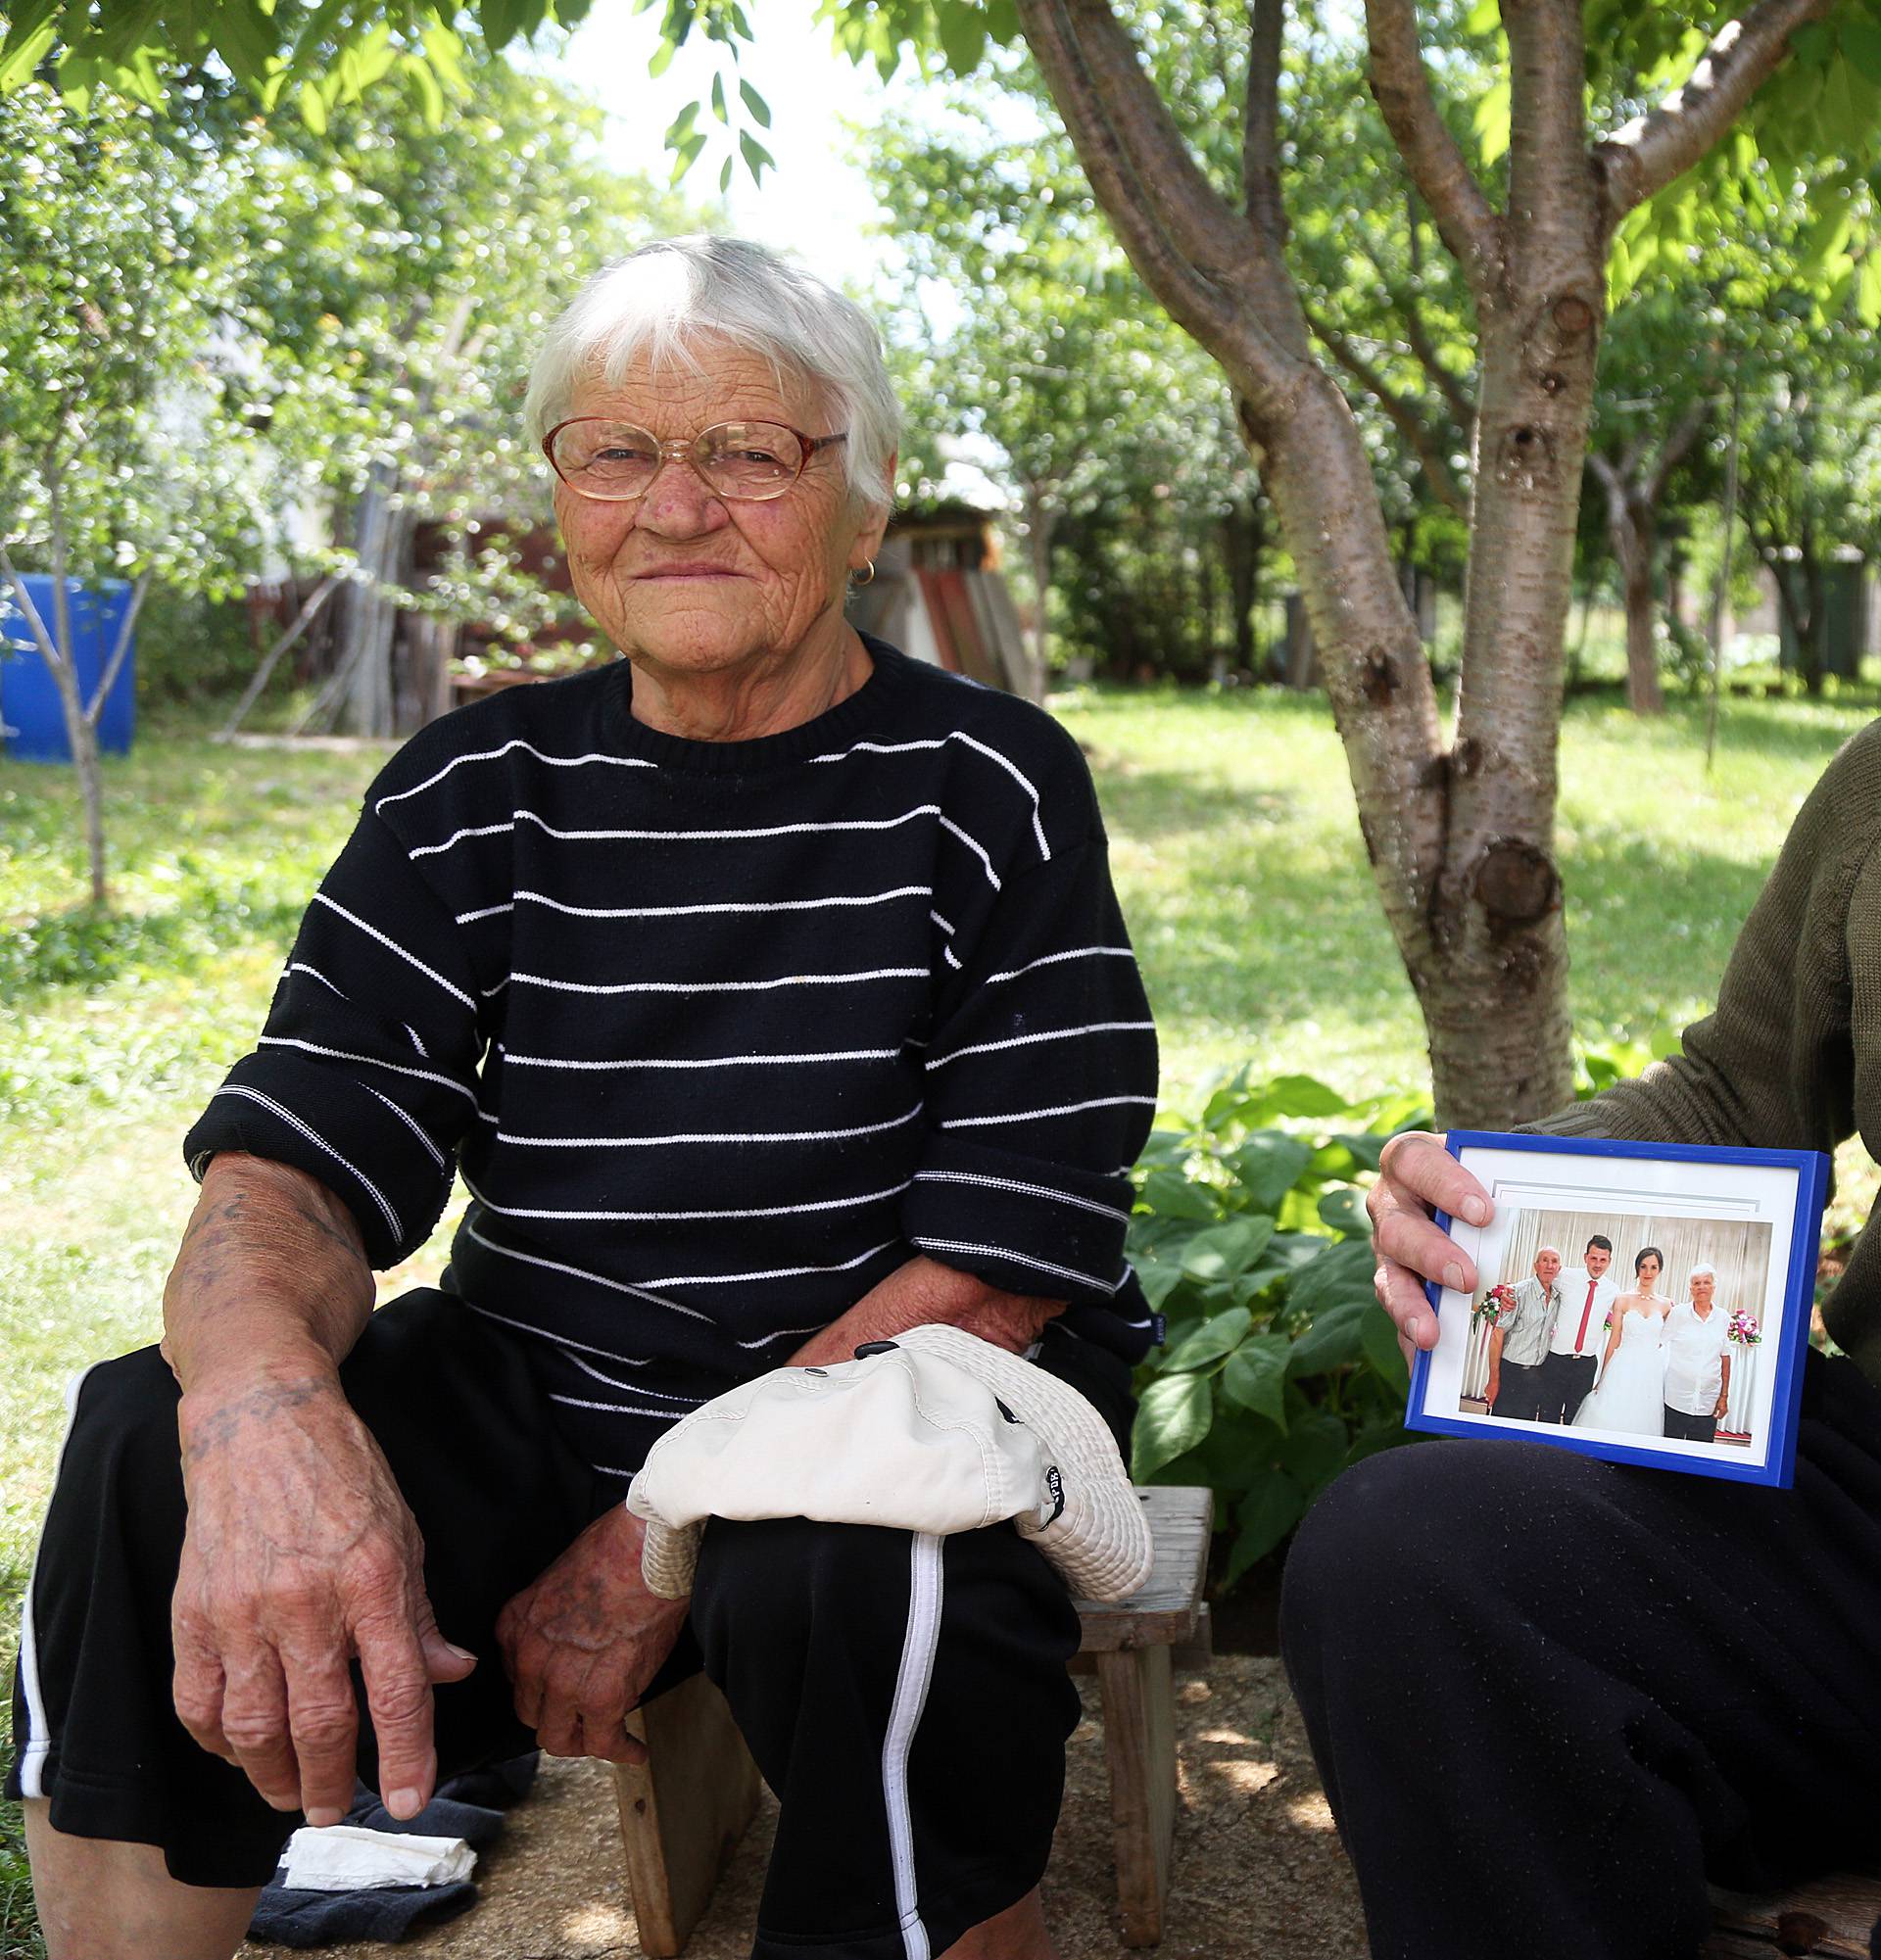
[1592,0,1834,221]
[1016,0,1304,399]
[1643,396,1710,504]
[1364,0,1501,287]
[85,568,153,727]
[0,550,66,672]
[1243,0,1287,250]
[1305,308,1469,513]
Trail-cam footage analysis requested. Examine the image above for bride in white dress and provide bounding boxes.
[1574,1247,1674,1436]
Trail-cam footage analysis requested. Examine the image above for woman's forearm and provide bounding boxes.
[788,1256,1064,1368]
[161,1151,376,1399]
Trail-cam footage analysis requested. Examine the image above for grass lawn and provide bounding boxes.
[0,680,1872,1947]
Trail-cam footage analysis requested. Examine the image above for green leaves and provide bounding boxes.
[1125,1070,1432,1590]
[1133,1371,1214,1480]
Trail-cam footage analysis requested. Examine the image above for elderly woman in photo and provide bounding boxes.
[11,237,1157,1960]
[1663,1265,1735,1443]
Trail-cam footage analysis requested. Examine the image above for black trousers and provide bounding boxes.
[1280,1351,1881,1960]
[8,1292,1103,1960]
[1535,1348,1598,1424]
[1664,1405,1719,1444]
[1491,1359,1548,1421]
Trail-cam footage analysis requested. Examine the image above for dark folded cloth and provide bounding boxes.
[247,1753,538,1948]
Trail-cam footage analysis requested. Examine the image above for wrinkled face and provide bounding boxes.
[1635,1253,1662,1288]
[1534,1250,1562,1287]
[1691,1273,1715,1310]
[551,339,890,678]
[1584,1245,1613,1278]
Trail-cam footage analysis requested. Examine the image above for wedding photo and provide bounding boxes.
[1454,1208,1772,1449]
[1405,1132,1829,1487]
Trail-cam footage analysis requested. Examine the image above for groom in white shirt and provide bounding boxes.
[1536,1234,1618,1424]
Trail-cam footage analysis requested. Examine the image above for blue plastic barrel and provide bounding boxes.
[0,576,137,763]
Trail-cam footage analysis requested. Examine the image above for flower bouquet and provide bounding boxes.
[1473,1283,1518,1327]
[1727,1310,1762,1347]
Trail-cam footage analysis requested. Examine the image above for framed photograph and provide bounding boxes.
[1405,1131,1830,1487]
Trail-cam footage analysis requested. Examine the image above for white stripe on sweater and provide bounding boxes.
[287,960,347,997]
[257,1034,479,1104]
[212,1085,403,1242]
[550,1392,687,1419]
[460,1217,711,1320]
[461,1171,913,1225]
[808,729,1050,864]
[373,739,657,811]
[497,1045,903,1072]
[468,884,935,925]
[983,946,1137,985]
[504,967,927,998]
[312,892,475,1009]
[408,806,999,890]
[910,1234,1120,1295]
[497,1106,923,1149]
[939,1094,1158,1129]
[641,1239,900,1289]
[912,1167,1133,1222]
[562,1353,707,1404]
[365,1085,446,1169]
[925,1021,1156,1070]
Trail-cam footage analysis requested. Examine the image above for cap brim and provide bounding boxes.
[638,1515,702,1600]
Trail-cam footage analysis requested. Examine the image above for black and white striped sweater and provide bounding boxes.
[184,638,1159,1481]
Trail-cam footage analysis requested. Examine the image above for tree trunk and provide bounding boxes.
[1608,493,1664,715]
[1010,0,1810,1123]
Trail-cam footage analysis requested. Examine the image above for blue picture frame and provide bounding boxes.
[1404,1130,1830,1488]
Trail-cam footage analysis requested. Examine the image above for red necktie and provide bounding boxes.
[1574,1279,1597,1352]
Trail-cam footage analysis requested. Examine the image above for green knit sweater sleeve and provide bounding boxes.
[1522,719,1881,1160]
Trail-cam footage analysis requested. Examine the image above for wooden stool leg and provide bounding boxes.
[1095,1644,1178,1948]
[613,1672,763,1958]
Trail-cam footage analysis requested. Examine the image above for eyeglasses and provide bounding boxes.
[543,418,849,503]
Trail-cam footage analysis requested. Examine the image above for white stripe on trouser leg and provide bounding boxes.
[16,1363,101,1799]
[883,1530,945,1960]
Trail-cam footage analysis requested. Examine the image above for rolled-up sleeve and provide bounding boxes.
[181,809,484,1267]
[903,838,1158,1308]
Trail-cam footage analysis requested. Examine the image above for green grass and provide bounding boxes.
[0,681,1871,1942]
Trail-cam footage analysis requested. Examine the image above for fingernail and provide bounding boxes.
[1443,1261,1466,1291]
[445,1642,476,1661]
[307,1805,344,1829]
[387,1787,422,1820]
[1462,1197,1489,1225]
[1405,1317,1423,1345]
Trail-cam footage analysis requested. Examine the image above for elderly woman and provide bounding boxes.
[12,237,1157,1960]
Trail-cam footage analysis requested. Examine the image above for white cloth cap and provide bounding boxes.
[624,1322,1153,1604]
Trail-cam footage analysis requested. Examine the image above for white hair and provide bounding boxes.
[1534,1245,1563,1263]
[1688,1263,1717,1284]
[523,236,901,511]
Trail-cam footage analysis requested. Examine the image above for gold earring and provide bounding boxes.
[851,560,876,587]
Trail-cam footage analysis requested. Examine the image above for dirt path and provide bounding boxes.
[243,1657,1367,1960]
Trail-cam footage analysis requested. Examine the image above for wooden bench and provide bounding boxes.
[613,1487,1213,1955]
[1708,1876,1881,1957]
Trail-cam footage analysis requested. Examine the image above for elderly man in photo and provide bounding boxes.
[1280,716,1881,1960]
[1534,1233,1618,1424]
[8,237,1157,1960]
[1664,1267,1734,1444]
[1482,1245,1563,1421]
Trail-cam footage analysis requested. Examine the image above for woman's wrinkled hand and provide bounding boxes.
[1368,1131,1494,1362]
[495,1506,688,1766]
[170,1372,476,1830]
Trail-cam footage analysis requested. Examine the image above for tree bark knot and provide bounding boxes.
[1772,1909,1829,1956]
[1472,838,1562,932]
[1496,422,1556,490]
[1361,646,1400,705]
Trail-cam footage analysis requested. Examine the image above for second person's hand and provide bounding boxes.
[1368,1131,1495,1359]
